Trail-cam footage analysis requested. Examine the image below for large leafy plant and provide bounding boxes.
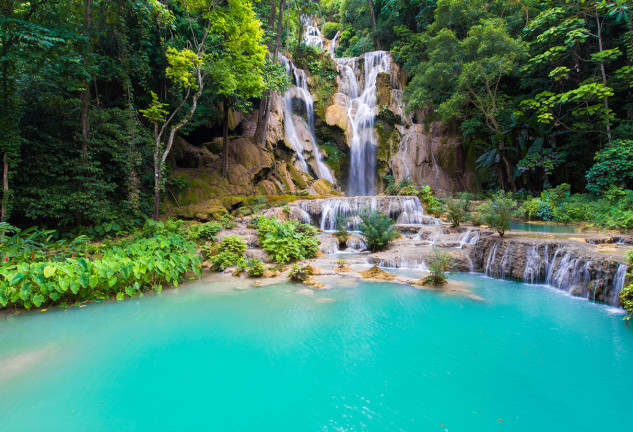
[358,210,399,252]
[0,233,202,309]
[256,217,319,264]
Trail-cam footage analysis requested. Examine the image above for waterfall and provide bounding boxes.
[336,51,392,196]
[523,245,542,284]
[474,239,627,307]
[280,55,334,182]
[484,243,499,277]
[330,30,341,58]
[303,16,324,48]
[300,196,439,231]
[458,229,480,248]
[611,264,628,306]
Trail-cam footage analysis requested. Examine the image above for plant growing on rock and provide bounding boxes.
[256,217,319,263]
[476,191,518,236]
[218,214,237,229]
[288,265,309,282]
[422,249,454,286]
[445,199,465,227]
[358,209,399,252]
[209,235,247,271]
[188,222,222,241]
[246,257,265,277]
[417,185,444,216]
[333,212,350,248]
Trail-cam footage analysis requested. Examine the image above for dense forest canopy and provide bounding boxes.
[1,0,632,230]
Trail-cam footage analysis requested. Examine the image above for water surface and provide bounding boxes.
[509,221,581,233]
[0,274,631,431]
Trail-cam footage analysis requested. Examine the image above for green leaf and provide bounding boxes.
[43,266,56,278]
[125,286,136,298]
[108,276,118,288]
[116,292,124,301]
[32,294,45,308]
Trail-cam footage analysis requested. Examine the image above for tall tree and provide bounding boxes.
[209,0,267,177]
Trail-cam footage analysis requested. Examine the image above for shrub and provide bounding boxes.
[384,175,398,195]
[586,139,633,194]
[0,234,202,309]
[417,185,444,216]
[322,22,340,39]
[288,265,309,282]
[188,222,222,241]
[246,258,265,278]
[218,214,237,229]
[358,209,399,252]
[422,249,454,286]
[209,235,247,271]
[333,212,350,248]
[476,191,518,236]
[445,199,465,227]
[256,217,319,263]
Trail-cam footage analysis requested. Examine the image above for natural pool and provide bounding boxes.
[509,221,581,233]
[1,273,631,431]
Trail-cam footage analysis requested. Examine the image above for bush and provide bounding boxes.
[256,217,320,263]
[288,265,309,282]
[188,222,222,241]
[333,212,350,248]
[586,139,633,194]
[322,22,340,39]
[0,233,202,309]
[417,185,444,216]
[476,191,518,236]
[445,199,465,227]
[246,258,265,277]
[422,249,454,286]
[358,209,399,252]
[209,235,247,271]
[218,214,237,229]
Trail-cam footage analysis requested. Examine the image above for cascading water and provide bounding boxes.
[280,55,334,183]
[611,264,628,306]
[335,51,392,196]
[473,239,627,307]
[329,30,341,58]
[302,16,324,48]
[301,196,438,231]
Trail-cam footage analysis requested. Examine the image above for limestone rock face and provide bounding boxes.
[325,95,352,144]
[310,179,341,196]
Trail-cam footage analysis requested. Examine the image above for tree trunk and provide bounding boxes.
[267,0,277,50]
[1,152,8,223]
[274,0,285,57]
[153,143,161,221]
[222,101,230,177]
[255,0,286,144]
[80,0,92,161]
[595,12,613,143]
[286,8,289,55]
[367,0,381,50]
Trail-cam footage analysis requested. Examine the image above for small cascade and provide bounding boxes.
[330,30,341,58]
[472,239,627,307]
[280,55,334,182]
[484,243,499,277]
[523,245,543,284]
[300,196,439,231]
[335,51,392,196]
[302,16,324,48]
[369,256,428,269]
[611,264,628,306]
[458,230,480,248]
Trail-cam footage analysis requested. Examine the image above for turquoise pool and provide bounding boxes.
[509,221,581,233]
[0,274,631,431]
